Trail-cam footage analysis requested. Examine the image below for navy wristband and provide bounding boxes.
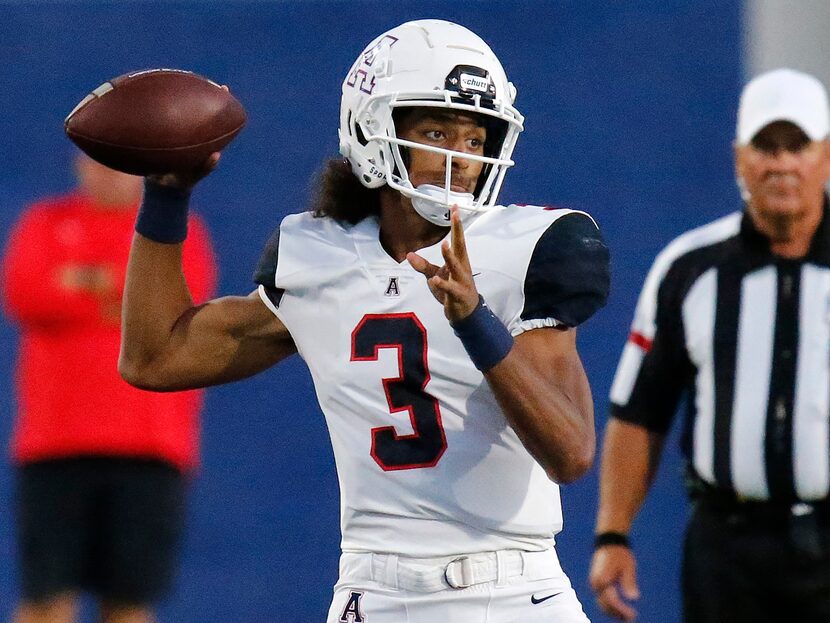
[450,296,514,372]
[136,180,192,244]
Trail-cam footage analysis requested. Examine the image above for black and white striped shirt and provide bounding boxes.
[610,205,830,502]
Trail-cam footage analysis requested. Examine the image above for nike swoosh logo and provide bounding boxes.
[531,592,562,604]
[472,272,481,278]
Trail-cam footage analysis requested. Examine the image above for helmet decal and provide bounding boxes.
[445,65,496,100]
[345,35,399,95]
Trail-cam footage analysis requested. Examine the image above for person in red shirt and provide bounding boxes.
[1,153,217,623]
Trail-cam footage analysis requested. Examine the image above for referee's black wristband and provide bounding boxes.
[594,531,631,550]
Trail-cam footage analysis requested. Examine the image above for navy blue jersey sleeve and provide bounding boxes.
[252,225,285,308]
[522,212,610,327]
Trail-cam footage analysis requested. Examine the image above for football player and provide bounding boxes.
[120,19,609,622]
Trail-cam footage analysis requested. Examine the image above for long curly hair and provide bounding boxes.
[310,159,382,225]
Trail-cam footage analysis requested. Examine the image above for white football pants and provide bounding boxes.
[327,548,590,622]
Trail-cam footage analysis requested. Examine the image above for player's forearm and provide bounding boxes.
[487,342,595,483]
[120,234,196,378]
[595,419,663,534]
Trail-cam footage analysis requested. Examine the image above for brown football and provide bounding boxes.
[64,68,247,176]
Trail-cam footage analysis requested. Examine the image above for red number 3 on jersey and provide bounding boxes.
[351,313,447,470]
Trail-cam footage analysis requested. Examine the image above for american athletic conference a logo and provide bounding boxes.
[346,35,398,95]
[384,276,400,297]
[339,590,365,622]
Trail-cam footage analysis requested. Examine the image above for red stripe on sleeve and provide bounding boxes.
[629,331,653,352]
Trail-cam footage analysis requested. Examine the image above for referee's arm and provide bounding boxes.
[589,276,689,621]
[589,421,666,622]
[597,419,666,538]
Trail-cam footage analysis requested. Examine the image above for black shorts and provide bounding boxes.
[15,456,187,604]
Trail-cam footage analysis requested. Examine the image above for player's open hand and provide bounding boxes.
[407,208,479,323]
[589,545,640,622]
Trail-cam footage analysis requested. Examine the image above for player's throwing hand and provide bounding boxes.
[407,208,480,322]
[148,152,222,190]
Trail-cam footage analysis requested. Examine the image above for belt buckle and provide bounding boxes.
[791,502,814,517]
[444,556,474,589]
[789,502,823,560]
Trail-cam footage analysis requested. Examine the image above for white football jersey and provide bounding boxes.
[254,205,608,557]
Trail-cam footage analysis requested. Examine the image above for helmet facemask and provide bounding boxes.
[339,20,524,226]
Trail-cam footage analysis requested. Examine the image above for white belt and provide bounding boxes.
[342,548,562,593]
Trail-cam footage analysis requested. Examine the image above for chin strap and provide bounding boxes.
[409,184,476,226]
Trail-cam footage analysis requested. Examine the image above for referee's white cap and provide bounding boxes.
[736,68,830,145]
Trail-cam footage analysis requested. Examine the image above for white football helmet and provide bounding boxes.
[339,19,524,225]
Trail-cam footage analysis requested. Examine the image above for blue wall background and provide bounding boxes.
[0,2,742,621]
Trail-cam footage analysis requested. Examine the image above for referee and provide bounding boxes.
[589,68,830,623]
